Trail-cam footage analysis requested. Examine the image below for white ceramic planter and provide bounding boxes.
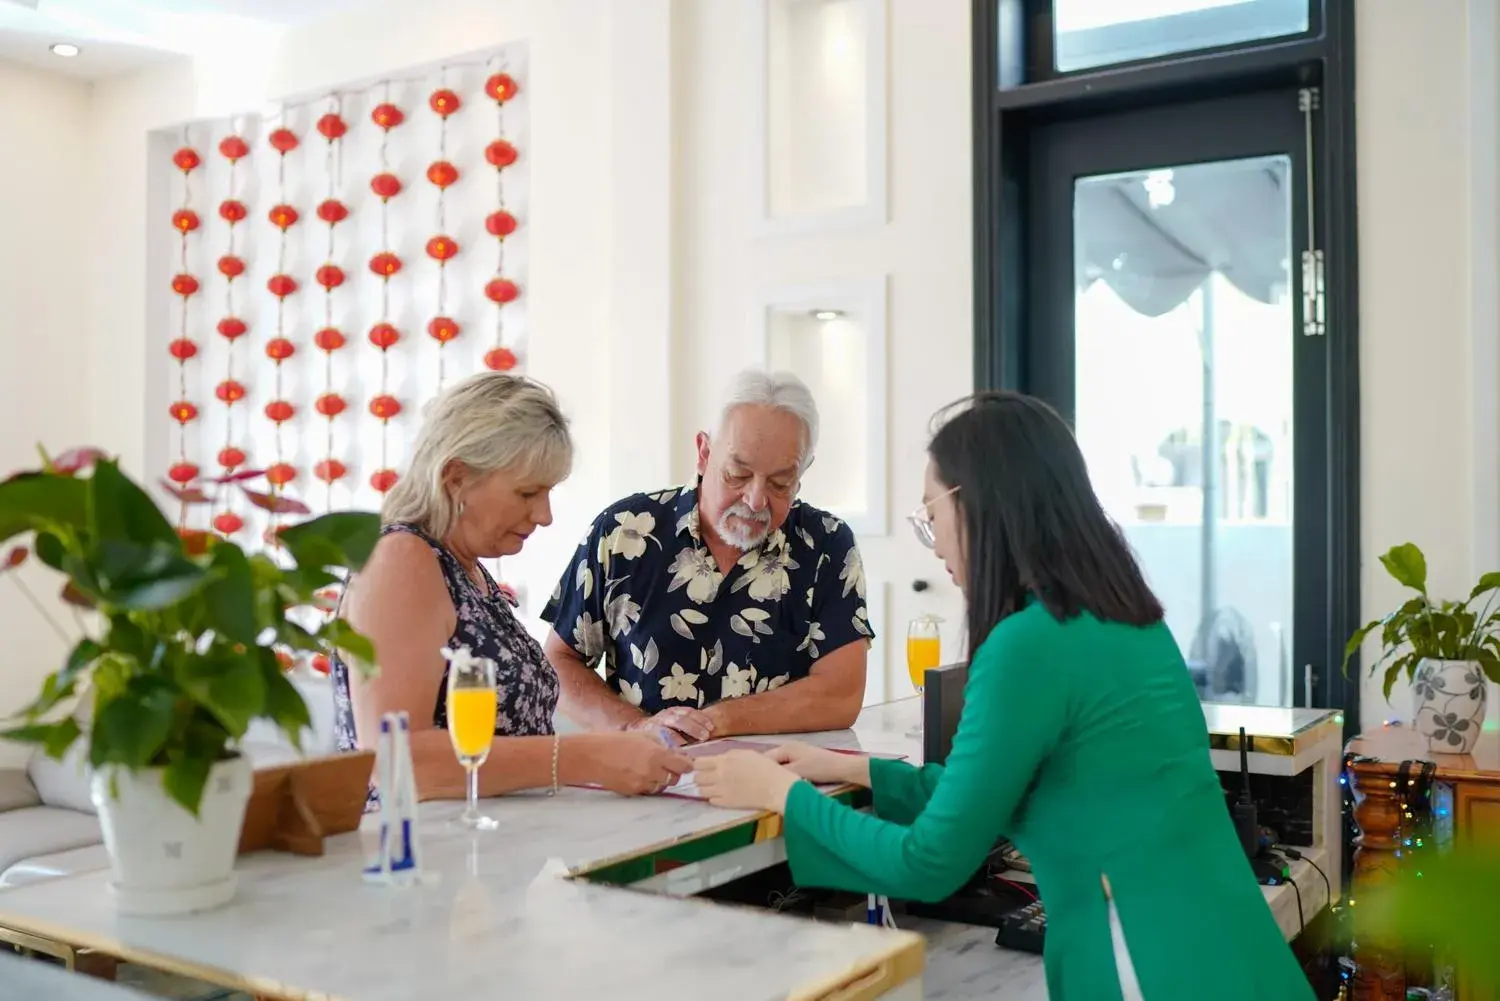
[1412,658,1489,754]
[91,755,253,916]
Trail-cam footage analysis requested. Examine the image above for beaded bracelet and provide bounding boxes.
[548,732,561,796]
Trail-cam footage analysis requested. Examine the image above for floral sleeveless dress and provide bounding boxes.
[331,523,559,777]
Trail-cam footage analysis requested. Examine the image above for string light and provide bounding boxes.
[314,94,350,511]
[368,81,404,496]
[265,117,301,540]
[428,66,463,389]
[168,127,202,528]
[483,59,521,373]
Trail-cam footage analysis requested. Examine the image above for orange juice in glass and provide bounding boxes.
[906,615,942,693]
[444,646,499,830]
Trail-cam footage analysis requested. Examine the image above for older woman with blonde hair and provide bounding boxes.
[332,372,692,800]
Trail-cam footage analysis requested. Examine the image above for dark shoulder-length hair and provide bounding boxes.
[927,391,1164,653]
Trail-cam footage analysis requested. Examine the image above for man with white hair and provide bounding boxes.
[541,369,872,743]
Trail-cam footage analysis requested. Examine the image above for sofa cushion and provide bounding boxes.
[0,842,109,888]
[0,770,40,812]
[26,740,95,814]
[0,806,101,877]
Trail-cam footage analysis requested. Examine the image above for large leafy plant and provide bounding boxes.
[0,448,380,814]
[1343,542,1500,698]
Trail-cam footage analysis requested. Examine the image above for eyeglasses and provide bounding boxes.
[907,486,958,549]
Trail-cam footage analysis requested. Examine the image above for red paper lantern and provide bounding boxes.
[425,235,459,261]
[314,459,348,483]
[316,113,347,141]
[172,273,200,297]
[485,140,518,169]
[219,199,247,223]
[370,172,402,200]
[485,73,519,103]
[368,323,400,350]
[371,103,404,130]
[216,380,247,404]
[369,394,402,420]
[485,278,520,304]
[370,469,399,493]
[315,264,346,290]
[428,316,461,343]
[426,161,459,188]
[168,462,199,485]
[172,147,201,173]
[311,653,331,675]
[172,209,200,233]
[266,462,297,487]
[265,400,295,423]
[485,210,518,238]
[268,204,299,230]
[369,252,402,277]
[218,255,246,279]
[315,327,346,352]
[316,199,349,224]
[217,317,247,340]
[315,393,346,417]
[213,511,245,535]
[268,128,299,154]
[429,89,462,117]
[169,401,199,423]
[218,135,249,161]
[168,338,198,361]
[267,274,299,298]
[265,338,296,361]
[484,347,518,372]
[218,446,246,469]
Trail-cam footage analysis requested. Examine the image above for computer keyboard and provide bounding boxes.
[995,898,1046,954]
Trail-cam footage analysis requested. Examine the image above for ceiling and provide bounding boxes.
[0,0,361,79]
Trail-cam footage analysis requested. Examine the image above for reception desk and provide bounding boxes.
[0,697,1341,1000]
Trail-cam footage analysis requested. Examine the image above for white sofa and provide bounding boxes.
[0,674,337,888]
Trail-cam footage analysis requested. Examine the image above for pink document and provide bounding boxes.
[663,739,906,802]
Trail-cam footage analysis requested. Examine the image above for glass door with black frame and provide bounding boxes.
[1024,88,1323,709]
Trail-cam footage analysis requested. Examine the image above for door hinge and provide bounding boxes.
[1301,249,1326,337]
[1298,87,1320,113]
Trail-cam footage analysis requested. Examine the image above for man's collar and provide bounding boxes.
[672,482,701,540]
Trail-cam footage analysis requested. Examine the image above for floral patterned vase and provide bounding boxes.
[1413,659,1488,754]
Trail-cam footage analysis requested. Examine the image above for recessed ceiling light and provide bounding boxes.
[50,43,80,58]
[810,309,843,321]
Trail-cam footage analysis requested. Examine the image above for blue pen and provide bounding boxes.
[866,893,879,925]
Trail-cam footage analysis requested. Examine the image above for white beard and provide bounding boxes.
[716,502,771,550]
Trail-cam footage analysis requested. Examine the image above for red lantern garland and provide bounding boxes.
[216,126,249,535]
[428,73,463,389]
[485,61,523,373]
[316,95,349,504]
[369,84,404,495]
[169,128,201,526]
[267,116,299,514]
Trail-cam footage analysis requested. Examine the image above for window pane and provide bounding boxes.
[1072,155,1296,705]
[1053,0,1310,73]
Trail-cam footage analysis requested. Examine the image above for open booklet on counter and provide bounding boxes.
[662,738,908,802]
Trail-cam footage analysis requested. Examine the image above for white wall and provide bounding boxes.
[0,61,93,762]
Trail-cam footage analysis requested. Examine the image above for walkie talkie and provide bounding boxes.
[1231,726,1260,858]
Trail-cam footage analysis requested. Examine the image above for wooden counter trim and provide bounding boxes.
[786,932,925,1001]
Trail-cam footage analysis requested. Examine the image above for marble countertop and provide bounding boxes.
[0,953,154,1001]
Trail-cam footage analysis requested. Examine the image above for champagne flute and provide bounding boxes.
[906,615,942,736]
[445,647,499,830]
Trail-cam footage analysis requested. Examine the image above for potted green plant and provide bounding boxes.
[0,448,379,915]
[1343,542,1500,753]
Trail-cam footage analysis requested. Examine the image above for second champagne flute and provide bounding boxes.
[446,650,499,830]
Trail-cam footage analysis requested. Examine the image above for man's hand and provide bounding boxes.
[626,706,716,744]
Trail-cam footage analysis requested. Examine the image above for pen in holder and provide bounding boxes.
[362,711,427,886]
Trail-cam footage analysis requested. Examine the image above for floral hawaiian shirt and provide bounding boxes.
[541,483,873,715]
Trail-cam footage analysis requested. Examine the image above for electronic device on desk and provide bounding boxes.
[921,661,968,765]
[1230,725,1296,885]
[995,898,1047,954]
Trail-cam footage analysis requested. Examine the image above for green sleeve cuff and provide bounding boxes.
[869,756,941,825]
[783,780,869,892]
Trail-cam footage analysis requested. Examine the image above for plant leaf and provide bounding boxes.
[159,481,212,504]
[15,638,103,720]
[89,459,179,549]
[90,681,177,768]
[1472,572,1500,601]
[1380,542,1428,593]
[260,652,310,752]
[279,512,382,572]
[202,544,258,645]
[208,469,265,484]
[0,718,81,759]
[90,540,211,610]
[0,472,89,546]
[48,447,108,475]
[319,618,375,671]
[175,653,267,739]
[162,754,213,817]
[241,487,311,515]
[33,531,65,570]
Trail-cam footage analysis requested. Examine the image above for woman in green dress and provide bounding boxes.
[694,391,1314,1001]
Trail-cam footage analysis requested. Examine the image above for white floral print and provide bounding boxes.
[660,663,700,702]
[606,511,657,559]
[667,546,724,603]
